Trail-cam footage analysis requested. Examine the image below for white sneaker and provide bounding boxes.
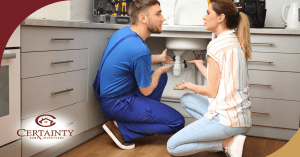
[225,134,246,157]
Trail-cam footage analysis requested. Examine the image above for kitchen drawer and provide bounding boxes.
[22,70,87,120]
[21,26,88,52]
[251,34,300,54]
[0,140,21,157]
[249,52,300,72]
[248,70,300,101]
[22,101,88,157]
[21,49,88,78]
[246,125,297,141]
[251,98,299,129]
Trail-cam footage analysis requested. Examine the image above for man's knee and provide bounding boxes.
[172,113,185,133]
[179,115,185,129]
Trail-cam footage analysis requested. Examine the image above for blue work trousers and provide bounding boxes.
[99,72,185,142]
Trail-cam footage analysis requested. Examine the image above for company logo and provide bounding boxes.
[35,114,56,127]
[17,114,74,140]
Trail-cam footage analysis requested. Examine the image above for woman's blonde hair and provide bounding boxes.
[236,12,252,59]
[210,0,252,59]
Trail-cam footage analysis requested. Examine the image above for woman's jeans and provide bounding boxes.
[167,93,250,156]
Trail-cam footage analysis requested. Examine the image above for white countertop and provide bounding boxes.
[21,18,300,35]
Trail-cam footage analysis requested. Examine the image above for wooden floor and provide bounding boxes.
[59,133,287,157]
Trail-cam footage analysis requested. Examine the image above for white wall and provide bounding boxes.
[27,0,300,27]
[70,0,94,22]
[28,1,70,20]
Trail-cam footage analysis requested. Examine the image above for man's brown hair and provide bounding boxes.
[129,0,160,25]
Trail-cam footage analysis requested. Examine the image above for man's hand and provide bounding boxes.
[140,65,172,97]
[161,49,174,64]
[156,65,172,74]
[173,80,193,90]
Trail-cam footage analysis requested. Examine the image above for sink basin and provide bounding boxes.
[166,38,210,51]
[166,37,210,76]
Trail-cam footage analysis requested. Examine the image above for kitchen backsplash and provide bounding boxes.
[27,0,299,28]
[70,0,94,22]
[28,1,70,20]
[264,0,299,27]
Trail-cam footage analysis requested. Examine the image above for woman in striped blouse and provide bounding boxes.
[167,0,252,157]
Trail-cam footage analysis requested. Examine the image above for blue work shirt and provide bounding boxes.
[97,26,152,97]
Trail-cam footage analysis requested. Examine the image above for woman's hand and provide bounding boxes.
[173,80,193,90]
[188,60,205,65]
[189,60,207,79]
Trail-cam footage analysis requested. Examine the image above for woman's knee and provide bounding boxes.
[167,134,186,156]
[167,137,177,156]
[167,145,176,156]
[181,92,193,101]
[181,93,208,107]
[180,93,194,107]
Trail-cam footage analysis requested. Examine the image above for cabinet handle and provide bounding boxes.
[252,111,270,115]
[52,88,73,95]
[249,83,272,87]
[66,122,74,126]
[251,42,275,46]
[2,50,16,59]
[51,60,74,65]
[248,60,273,64]
[51,38,74,41]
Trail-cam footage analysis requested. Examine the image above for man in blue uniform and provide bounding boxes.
[93,0,184,149]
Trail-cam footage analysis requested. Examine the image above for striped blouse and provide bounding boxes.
[204,30,252,127]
